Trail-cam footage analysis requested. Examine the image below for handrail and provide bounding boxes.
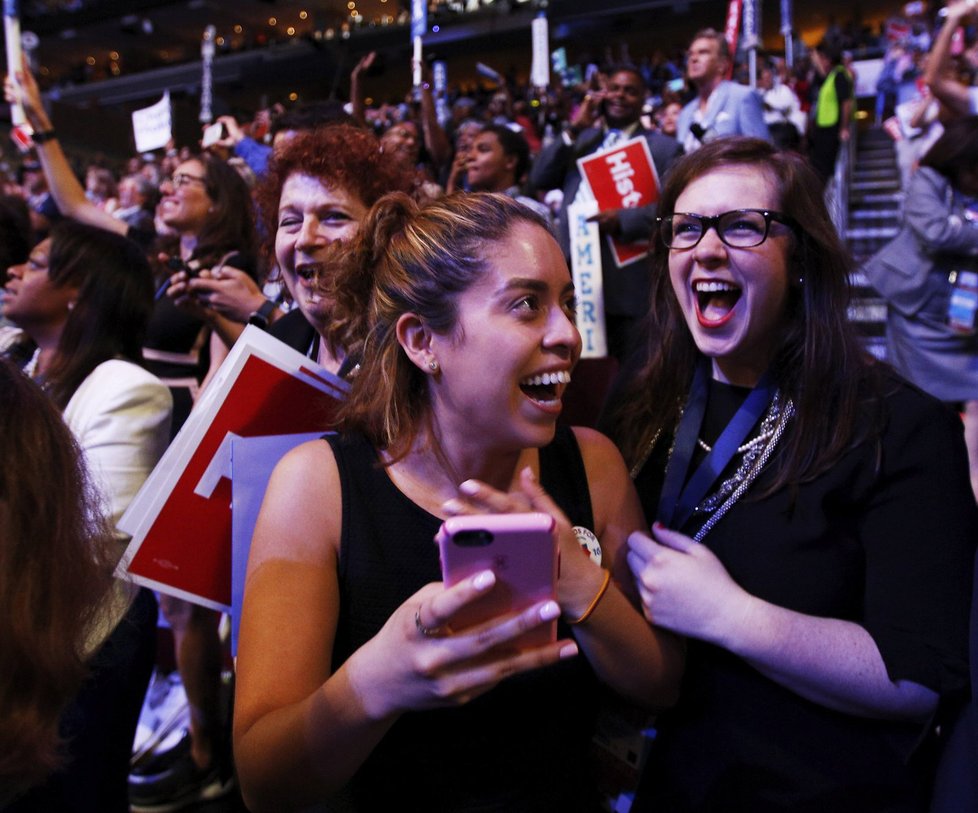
[826,126,855,238]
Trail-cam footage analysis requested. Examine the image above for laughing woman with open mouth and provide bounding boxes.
[232,192,683,812]
[603,137,977,812]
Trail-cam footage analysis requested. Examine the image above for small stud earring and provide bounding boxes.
[797,276,805,286]
[428,359,439,372]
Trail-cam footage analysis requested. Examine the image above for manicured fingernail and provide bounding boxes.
[522,466,537,482]
[442,499,463,514]
[539,601,560,621]
[559,643,579,660]
[472,570,495,591]
[459,480,479,495]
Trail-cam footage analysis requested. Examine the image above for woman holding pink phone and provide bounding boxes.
[233,192,683,811]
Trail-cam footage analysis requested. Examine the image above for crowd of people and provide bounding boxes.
[2,3,978,812]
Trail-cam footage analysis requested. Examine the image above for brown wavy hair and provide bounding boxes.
[255,124,414,272]
[325,191,549,462]
[0,359,113,801]
[605,137,878,494]
[187,152,259,271]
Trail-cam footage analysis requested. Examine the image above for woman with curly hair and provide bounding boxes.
[178,123,415,375]
[141,125,415,806]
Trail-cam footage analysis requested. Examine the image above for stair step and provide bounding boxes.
[850,192,904,204]
[847,128,896,355]
[851,313,886,326]
[853,172,900,184]
[849,208,900,220]
[853,165,899,175]
[862,336,888,361]
[851,180,902,192]
[847,226,900,240]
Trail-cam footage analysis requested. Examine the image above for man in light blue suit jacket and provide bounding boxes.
[676,29,771,152]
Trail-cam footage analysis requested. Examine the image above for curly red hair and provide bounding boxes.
[256,124,415,260]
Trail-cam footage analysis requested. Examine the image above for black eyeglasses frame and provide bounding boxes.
[656,208,796,250]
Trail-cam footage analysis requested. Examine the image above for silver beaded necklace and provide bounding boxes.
[630,391,795,542]
[691,394,794,542]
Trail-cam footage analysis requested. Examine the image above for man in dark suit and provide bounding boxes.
[530,66,682,361]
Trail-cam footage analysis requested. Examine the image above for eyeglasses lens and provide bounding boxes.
[663,210,771,249]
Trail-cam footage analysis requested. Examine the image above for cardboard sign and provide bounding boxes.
[132,92,172,154]
[531,14,550,89]
[117,326,347,611]
[229,431,324,653]
[568,199,607,358]
[577,135,661,268]
[410,0,427,39]
[4,0,26,127]
[199,25,215,124]
[724,0,743,76]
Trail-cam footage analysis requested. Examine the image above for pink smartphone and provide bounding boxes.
[436,512,558,650]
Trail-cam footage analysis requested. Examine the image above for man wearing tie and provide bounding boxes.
[531,66,682,361]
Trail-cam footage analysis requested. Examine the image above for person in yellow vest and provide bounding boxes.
[810,40,853,187]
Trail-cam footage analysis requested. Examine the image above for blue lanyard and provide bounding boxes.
[656,359,776,530]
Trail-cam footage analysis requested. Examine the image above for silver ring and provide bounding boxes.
[415,609,443,638]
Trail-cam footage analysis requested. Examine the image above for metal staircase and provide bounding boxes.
[845,127,904,360]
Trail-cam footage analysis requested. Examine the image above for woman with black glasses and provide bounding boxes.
[603,137,977,812]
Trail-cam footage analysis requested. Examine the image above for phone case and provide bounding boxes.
[436,512,558,649]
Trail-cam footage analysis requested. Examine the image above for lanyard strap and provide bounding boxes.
[657,360,776,529]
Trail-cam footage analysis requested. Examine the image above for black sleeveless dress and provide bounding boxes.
[325,426,602,812]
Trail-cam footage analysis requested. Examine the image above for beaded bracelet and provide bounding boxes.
[568,569,612,625]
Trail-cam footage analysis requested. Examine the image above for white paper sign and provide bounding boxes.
[568,199,607,358]
[200,25,215,124]
[4,1,26,126]
[531,15,549,89]
[132,91,172,153]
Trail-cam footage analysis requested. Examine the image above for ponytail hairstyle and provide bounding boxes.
[325,191,549,461]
